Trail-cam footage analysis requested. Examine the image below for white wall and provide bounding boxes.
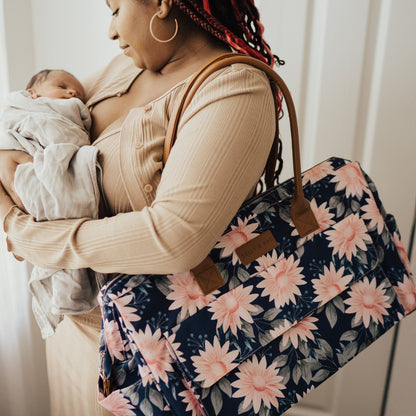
[30,0,120,80]
[4,0,119,90]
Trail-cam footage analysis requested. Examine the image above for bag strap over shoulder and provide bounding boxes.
[164,52,318,238]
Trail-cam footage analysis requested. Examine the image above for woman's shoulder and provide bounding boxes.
[83,54,143,107]
[187,60,273,107]
[174,59,275,129]
[196,60,272,97]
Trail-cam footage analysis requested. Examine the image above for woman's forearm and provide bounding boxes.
[4,66,275,275]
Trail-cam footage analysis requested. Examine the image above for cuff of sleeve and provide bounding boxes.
[3,205,25,261]
[2,204,19,232]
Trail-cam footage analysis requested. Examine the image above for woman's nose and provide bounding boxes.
[108,18,118,40]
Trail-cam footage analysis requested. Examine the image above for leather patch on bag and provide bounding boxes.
[235,230,278,266]
[191,256,225,295]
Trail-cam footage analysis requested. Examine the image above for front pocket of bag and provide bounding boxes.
[164,213,382,388]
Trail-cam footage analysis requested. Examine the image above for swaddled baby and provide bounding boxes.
[0,69,102,338]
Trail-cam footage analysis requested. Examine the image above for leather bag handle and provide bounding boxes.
[163,52,318,238]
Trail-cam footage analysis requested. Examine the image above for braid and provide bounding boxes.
[174,0,285,186]
[173,0,284,67]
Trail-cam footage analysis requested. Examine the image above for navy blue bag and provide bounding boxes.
[97,54,416,416]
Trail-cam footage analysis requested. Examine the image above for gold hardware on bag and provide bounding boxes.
[100,351,112,396]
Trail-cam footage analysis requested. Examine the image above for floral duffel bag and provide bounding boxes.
[97,55,416,416]
[97,157,416,416]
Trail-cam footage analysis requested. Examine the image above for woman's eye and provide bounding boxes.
[112,9,119,17]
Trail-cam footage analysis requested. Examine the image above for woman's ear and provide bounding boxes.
[158,0,174,19]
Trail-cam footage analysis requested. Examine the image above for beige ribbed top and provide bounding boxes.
[4,54,275,275]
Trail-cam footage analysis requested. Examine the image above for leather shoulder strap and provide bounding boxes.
[163,53,318,238]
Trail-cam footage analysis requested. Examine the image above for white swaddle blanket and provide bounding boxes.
[0,90,101,338]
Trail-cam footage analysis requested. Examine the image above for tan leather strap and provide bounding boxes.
[164,52,318,238]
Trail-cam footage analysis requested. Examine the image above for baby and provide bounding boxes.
[27,69,85,100]
[0,69,102,338]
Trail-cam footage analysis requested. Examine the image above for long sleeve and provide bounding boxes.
[4,64,276,274]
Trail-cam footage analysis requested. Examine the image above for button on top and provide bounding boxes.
[116,92,122,97]
[144,184,153,193]
[136,142,143,149]
[144,105,152,112]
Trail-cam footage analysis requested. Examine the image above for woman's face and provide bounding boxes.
[107,0,157,69]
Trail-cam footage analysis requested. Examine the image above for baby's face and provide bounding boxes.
[28,71,85,101]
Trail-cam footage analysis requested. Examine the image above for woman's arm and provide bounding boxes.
[3,65,275,274]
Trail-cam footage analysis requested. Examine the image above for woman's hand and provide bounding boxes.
[0,181,15,221]
[0,180,25,260]
[0,150,33,218]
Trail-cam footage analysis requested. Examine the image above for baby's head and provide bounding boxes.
[26,69,85,102]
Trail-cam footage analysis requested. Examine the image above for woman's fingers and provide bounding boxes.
[0,181,25,260]
[0,181,15,220]
[0,150,32,209]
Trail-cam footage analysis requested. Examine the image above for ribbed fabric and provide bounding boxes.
[4,54,275,276]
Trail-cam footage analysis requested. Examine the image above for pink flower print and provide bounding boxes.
[231,355,286,413]
[255,250,279,273]
[291,199,335,241]
[209,285,259,335]
[302,160,334,185]
[258,253,306,308]
[392,231,412,274]
[268,319,292,340]
[330,162,368,198]
[395,275,416,314]
[98,390,136,416]
[130,325,173,384]
[103,319,127,362]
[215,216,259,264]
[344,277,391,327]
[178,389,205,416]
[138,364,154,387]
[113,292,141,331]
[281,316,319,349]
[106,287,132,307]
[361,196,385,234]
[191,337,239,387]
[166,272,217,320]
[308,199,335,233]
[312,264,353,306]
[165,332,185,363]
[325,214,372,261]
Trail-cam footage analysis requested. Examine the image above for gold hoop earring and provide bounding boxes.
[149,12,178,43]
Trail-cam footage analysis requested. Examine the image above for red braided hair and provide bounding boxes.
[173,0,284,68]
[174,0,284,186]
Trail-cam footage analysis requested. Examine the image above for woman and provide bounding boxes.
[0,0,279,414]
